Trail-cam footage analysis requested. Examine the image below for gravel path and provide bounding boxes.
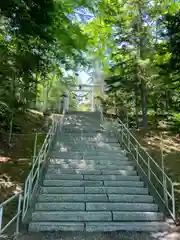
[16,231,180,240]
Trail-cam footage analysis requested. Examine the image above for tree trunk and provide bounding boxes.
[140,79,148,130]
[135,84,139,128]
[138,3,148,130]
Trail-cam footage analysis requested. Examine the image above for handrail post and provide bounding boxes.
[22,180,28,220]
[128,133,130,151]
[33,133,38,163]
[136,144,139,164]
[161,135,168,205]
[172,183,176,219]
[148,157,151,181]
[16,194,22,236]
[29,171,33,201]
[0,206,3,232]
[121,125,124,145]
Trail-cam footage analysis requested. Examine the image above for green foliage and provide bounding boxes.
[171,113,180,132]
[85,0,180,131]
[0,0,93,131]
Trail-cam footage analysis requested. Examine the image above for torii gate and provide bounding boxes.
[63,84,103,113]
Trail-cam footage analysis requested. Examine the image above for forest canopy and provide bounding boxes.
[1,0,180,132]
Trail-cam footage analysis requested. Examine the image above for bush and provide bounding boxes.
[170,113,180,132]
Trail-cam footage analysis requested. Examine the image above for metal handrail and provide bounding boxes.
[0,115,63,238]
[102,114,176,221]
[0,192,22,238]
[22,115,63,220]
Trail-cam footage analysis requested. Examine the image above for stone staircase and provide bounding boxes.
[28,112,169,232]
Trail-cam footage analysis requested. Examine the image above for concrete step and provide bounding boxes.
[43,179,143,187]
[46,165,134,173]
[45,173,84,180]
[84,186,149,194]
[43,180,104,187]
[83,175,139,181]
[38,194,108,202]
[53,143,121,149]
[32,211,112,222]
[60,138,119,143]
[62,129,103,133]
[29,221,170,232]
[50,151,126,157]
[38,194,153,203]
[45,169,102,175]
[49,159,131,165]
[32,211,163,222]
[46,169,137,176]
[29,222,84,232]
[41,185,147,194]
[86,203,158,211]
[45,170,138,179]
[35,202,85,211]
[85,222,170,232]
[108,194,153,203]
[35,202,157,212]
[45,174,139,181]
[101,170,137,175]
[50,154,128,161]
[52,147,122,152]
[113,211,163,221]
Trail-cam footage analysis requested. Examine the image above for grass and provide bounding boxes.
[0,110,46,220]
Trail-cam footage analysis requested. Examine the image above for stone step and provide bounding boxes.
[45,174,139,181]
[49,159,131,165]
[46,169,102,175]
[50,150,126,156]
[50,154,128,160]
[103,180,144,187]
[113,212,163,221]
[32,211,163,222]
[53,143,121,149]
[52,147,122,152]
[43,180,104,187]
[41,185,147,194]
[46,165,134,173]
[43,180,143,187]
[45,169,138,179]
[60,139,119,144]
[61,129,103,133]
[84,186,148,194]
[108,194,153,203]
[85,222,169,232]
[38,194,108,202]
[55,136,116,140]
[102,170,137,175]
[29,221,170,232]
[48,160,133,167]
[32,211,112,222]
[35,202,157,212]
[83,175,139,181]
[86,203,158,211]
[38,194,153,203]
[45,173,84,180]
[35,202,85,211]
[29,222,84,232]
[46,169,137,176]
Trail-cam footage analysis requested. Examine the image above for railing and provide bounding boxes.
[102,114,176,221]
[0,114,63,239]
[0,192,22,239]
[22,115,63,220]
